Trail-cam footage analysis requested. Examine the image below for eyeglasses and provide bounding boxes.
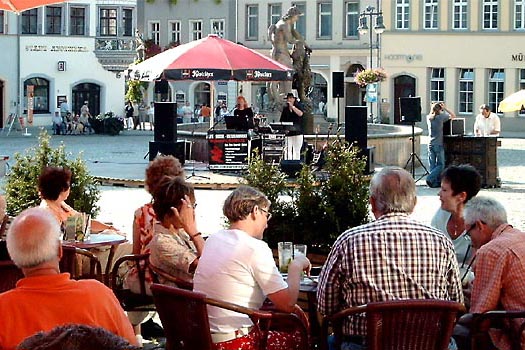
[191,203,198,209]
[259,207,272,220]
[465,223,476,237]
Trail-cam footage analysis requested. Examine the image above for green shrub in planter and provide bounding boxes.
[244,140,370,254]
[3,129,101,217]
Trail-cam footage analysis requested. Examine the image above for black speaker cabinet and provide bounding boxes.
[280,160,303,178]
[399,97,422,123]
[154,102,177,142]
[345,106,367,150]
[154,80,169,94]
[149,141,186,164]
[332,72,345,98]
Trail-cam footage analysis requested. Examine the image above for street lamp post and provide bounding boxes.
[358,6,385,123]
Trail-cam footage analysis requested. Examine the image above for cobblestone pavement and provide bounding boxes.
[2,126,525,239]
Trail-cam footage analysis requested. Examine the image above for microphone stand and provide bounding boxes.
[186,119,210,180]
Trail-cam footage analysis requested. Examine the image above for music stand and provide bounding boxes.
[403,121,429,181]
[186,119,210,181]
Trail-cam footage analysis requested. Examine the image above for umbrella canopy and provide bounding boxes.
[498,89,525,112]
[0,0,66,13]
[126,34,293,82]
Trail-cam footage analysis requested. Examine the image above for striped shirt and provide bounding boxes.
[470,224,525,350]
[317,212,463,336]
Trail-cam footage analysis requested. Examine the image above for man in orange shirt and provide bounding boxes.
[200,103,211,123]
[0,207,137,349]
[463,196,525,350]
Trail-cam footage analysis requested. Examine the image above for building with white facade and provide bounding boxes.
[136,0,237,111]
[380,0,525,132]
[0,0,136,128]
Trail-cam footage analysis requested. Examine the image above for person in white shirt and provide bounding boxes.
[181,102,193,124]
[474,104,500,137]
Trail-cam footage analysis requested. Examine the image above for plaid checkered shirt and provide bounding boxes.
[317,212,464,336]
[470,224,525,350]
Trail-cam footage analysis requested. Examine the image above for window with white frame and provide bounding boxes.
[268,4,281,27]
[0,11,4,34]
[122,8,133,37]
[344,1,359,38]
[169,20,181,44]
[396,0,410,30]
[22,9,38,34]
[317,2,332,38]
[149,21,160,44]
[246,4,258,40]
[488,69,504,113]
[458,68,474,114]
[189,20,202,41]
[292,2,306,37]
[430,68,445,103]
[211,19,225,37]
[46,6,62,34]
[424,0,438,29]
[70,7,86,35]
[483,0,498,29]
[99,8,117,36]
[515,0,525,29]
[452,0,468,30]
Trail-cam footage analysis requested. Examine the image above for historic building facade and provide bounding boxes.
[0,0,136,128]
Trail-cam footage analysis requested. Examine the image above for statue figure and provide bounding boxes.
[267,5,312,111]
[135,29,145,62]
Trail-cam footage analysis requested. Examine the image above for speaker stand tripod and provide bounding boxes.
[186,120,210,181]
[404,122,429,182]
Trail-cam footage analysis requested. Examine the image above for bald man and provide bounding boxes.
[0,207,137,349]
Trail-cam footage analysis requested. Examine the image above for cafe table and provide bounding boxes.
[63,233,127,285]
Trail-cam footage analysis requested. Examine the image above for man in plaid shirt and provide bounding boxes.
[317,167,463,349]
[463,196,525,350]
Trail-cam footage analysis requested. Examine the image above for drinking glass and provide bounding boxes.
[278,241,293,273]
[293,244,307,258]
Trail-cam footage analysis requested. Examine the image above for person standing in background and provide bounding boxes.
[132,101,140,130]
[426,102,456,188]
[280,92,304,160]
[60,98,70,120]
[474,104,500,137]
[181,102,193,124]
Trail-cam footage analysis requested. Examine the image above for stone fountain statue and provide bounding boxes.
[267,5,312,113]
[135,29,145,62]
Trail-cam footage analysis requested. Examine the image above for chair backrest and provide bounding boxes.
[0,260,24,293]
[149,263,194,291]
[150,283,214,350]
[471,310,525,350]
[59,246,102,281]
[323,299,465,350]
[110,253,156,312]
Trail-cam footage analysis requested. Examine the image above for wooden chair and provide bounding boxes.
[321,299,465,350]
[110,253,156,312]
[149,263,194,291]
[470,310,525,350]
[0,260,24,292]
[150,283,309,350]
[59,245,103,282]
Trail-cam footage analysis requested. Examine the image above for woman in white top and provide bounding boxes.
[430,164,481,279]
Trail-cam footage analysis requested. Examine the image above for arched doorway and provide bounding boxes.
[393,75,416,124]
[346,64,365,107]
[193,82,210,108]
[72,83,101,116]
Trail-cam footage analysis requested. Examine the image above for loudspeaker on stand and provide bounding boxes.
[154,102,177,142]
[332,72,345,98]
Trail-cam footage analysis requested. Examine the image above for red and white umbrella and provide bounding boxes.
[127,34,293,83]
[0,0,67,13]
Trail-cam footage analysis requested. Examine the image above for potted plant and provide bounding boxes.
[354,68,387,87]
[243,140,371,256]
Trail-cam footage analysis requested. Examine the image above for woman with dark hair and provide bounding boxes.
[147,176,204,285]
[431,164,481,272]
[38,166,113,232]
[233,96,254,130]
